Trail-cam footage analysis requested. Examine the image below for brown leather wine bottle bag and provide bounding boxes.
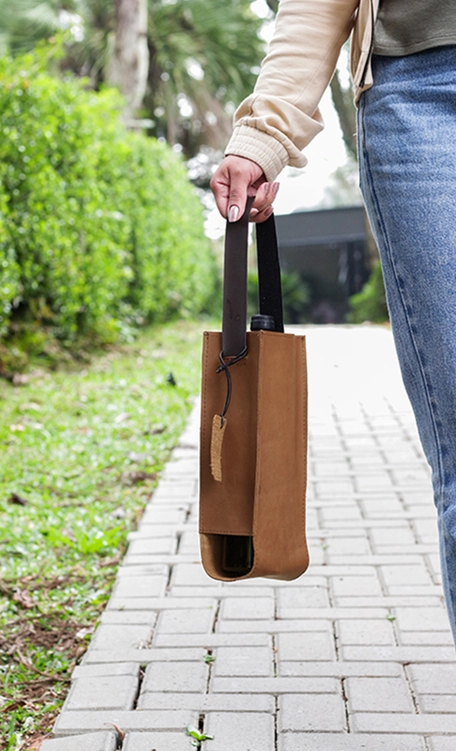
[199,205,309,581]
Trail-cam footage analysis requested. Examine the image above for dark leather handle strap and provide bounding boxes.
[257,215,284,334]
[222,201,284,357]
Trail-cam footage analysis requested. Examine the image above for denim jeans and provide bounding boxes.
[358,47,456,645]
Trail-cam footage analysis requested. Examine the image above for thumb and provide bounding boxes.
[227,179,250,223]
[226,156,263,222]
[210,156,264,220]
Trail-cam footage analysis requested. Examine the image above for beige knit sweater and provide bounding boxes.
[226,0,379,181]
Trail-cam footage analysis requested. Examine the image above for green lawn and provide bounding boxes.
[0,320,210,750]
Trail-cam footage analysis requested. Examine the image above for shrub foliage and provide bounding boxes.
[348,261,389,324]
[0,51,218,344]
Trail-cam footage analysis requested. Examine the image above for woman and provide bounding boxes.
[211,0,456,644]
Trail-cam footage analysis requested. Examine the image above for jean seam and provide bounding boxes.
[359,98,445,497]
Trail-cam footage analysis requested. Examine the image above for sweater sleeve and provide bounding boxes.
[225,0,359,182]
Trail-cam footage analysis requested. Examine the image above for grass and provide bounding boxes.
[0,319,211,750]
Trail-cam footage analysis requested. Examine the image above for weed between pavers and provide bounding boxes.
[0,320,210,750]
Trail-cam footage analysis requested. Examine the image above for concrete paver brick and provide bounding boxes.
[220,596,275,620]
[40,732,117,751]
[380,564,433,588]
[428,738,456,751]
[341,646,456,663]
[116,564,169,577]
[218,619,329,634]
[331,574,383,599]
[170,563,215,587]
[113,575,169,599]
[90,624,153,651]
[278,694,346,732]
[279,733,427,750]
[317,483,358,499]
[313,461,350,475]
[393,606,450,632]
[162,458,198,478]
[279,661,403,678]
[125,537,177,556]
[205,711,275,751]
[321,505,363,522]
[169,585,275,598]
[325,537,372,557]
[136,692,274,712]
[345,676,415,713]
[72,662,140,679]
[428,553,444,582]
[418,695,456,713]
[121,553,197,567]
[153,633,270,648]
[151,479,196,498]
[277,585,330,613]
[212,646,273,677]
[334,595,442,609]
[352,713,456,733]
[106,596,166,611]
[360,498,404,515]
[111,597,217,611]
[370,526,417,548]
[157,607,215,634]
[54,710,199,735]
[178,530,200,555]
[398,630,454,646]
[122,732,193,751]
[277,631,336,662]
[141,506,188,524]
[83,648,204,663]
[413,518,440,544]
[100,610,158,625]
[386,585,443,597]
[407,663,456,694]
[63,675,139,711]
[211,676,338,694]
[336,619,395,646]
[127,524,177,539]
[141,661,208,693]
[219,607,390,623]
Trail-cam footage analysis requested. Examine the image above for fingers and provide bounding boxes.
[250,181,279,223]
[210,155,265,221]
[250,205,274,223]
[210,155,280,224]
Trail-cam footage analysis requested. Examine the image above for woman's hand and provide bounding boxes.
[210,155,279,223]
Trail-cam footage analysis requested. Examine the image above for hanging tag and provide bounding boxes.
[210,414,226,482]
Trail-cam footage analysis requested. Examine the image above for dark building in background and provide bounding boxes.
[275,206,370,324]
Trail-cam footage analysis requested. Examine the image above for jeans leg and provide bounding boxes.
[357,48,456,644]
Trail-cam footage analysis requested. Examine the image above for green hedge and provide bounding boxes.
[348,261,389,324]
[0,51,218,344]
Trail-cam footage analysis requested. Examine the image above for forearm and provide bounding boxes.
[226,0,359,181]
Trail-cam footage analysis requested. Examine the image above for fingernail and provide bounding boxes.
[264,206,274,218]
[228,206,239,223]
[250,208,259,218]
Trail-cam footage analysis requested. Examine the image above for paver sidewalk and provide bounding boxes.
[43,326,456,751]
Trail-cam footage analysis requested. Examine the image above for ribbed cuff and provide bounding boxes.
[224,125,290,183]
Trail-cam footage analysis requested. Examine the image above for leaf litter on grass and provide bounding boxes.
[0,320,210,749]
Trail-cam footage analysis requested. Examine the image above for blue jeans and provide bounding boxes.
[358,47,456,644]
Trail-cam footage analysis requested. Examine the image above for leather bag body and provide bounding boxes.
[199,209,309,582]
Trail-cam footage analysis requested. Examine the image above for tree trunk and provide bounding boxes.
[329,69,357,159]
[107,0,149,118]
